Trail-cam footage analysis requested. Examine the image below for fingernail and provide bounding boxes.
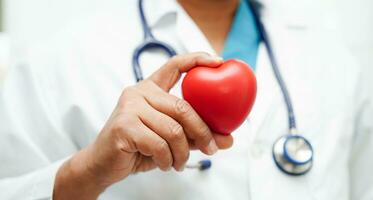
[207,140,218,155]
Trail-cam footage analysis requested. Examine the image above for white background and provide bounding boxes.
[1,0,372,88]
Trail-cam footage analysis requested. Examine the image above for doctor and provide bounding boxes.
[0,0,372,199]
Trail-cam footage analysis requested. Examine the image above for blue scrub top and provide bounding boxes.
[221,0,260,70]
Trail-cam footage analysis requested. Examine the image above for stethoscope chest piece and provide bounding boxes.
[272,134,313,176]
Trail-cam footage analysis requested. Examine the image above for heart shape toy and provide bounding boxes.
[182,59,257,135]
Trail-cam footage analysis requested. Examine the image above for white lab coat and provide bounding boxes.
[0,0,372,199]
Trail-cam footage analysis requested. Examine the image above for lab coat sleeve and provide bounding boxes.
[0,53,76,199]
[349,69,373,200]
[0,159,68,199]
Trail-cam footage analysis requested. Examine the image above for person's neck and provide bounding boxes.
[178,0,240,55]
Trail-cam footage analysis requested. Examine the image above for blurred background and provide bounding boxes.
[0,0,372,86]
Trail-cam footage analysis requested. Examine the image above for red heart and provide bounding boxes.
[182,59,257,135]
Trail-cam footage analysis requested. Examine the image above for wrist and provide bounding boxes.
[53,146,108,200]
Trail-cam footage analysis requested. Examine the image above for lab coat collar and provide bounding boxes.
[144,0,310,55]
[145,0,310,31]
[144,0,179,29]
[145,0,216,55]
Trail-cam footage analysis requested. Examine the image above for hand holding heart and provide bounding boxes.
[54,53,237,200]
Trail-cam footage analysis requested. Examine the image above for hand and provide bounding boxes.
[53,53,234,200]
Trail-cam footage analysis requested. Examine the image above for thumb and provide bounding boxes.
[149,52,223,92]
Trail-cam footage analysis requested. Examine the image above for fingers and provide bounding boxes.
[137,100,190,171]
[125,118,173,171]
[188,134,233,150]
[149,52,223,91]
[213,133,234,149]
[132,156,157,173]
[138,81,218,155]
[115,52,231,175]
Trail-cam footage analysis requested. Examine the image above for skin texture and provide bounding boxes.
[178,0,239,54]
[53,53,234,200]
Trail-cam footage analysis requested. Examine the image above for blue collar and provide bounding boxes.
[221,0,261,70]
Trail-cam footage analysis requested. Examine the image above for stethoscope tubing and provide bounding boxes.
[133,0,177,82]
[248,0,297,130]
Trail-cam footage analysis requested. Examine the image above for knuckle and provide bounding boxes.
[119,87,143,110]
[111,120,127,135]
[197,125,212,144]
[119,87,138,105]
[138,79,153,88]
[122,86,137,97]
[168,122,184,142]
[190,56,199,66]
[154,140,169,155]
[174,98,192,116]
[111,115,135,135]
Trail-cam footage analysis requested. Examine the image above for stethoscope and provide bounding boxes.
[133,0,313,176]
